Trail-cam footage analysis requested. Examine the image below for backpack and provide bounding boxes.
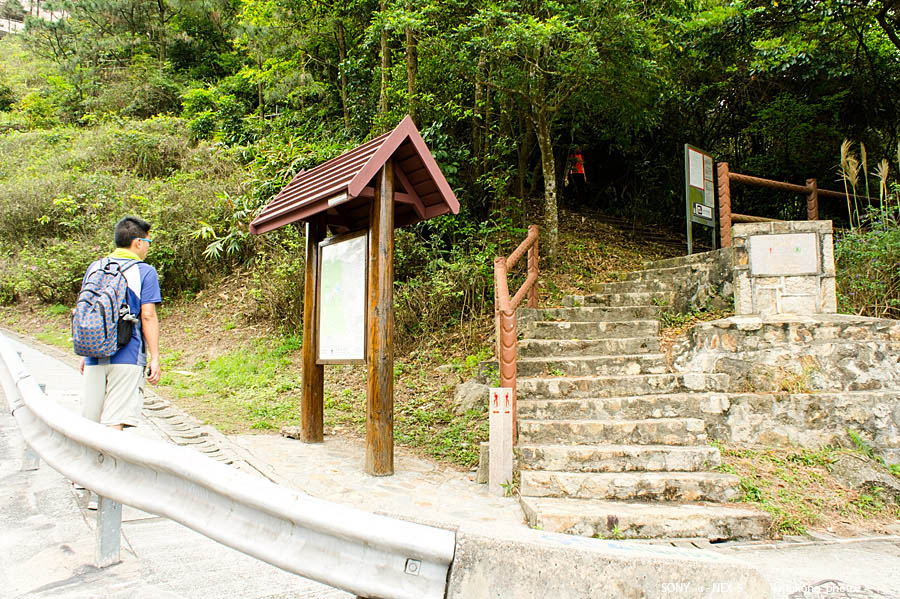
[72,258,141,358]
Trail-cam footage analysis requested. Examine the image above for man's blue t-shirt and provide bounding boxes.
[82,257,162,367]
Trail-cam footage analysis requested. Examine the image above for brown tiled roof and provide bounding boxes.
[250,116,460,235]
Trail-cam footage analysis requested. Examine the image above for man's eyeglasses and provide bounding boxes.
[138,238,153,245]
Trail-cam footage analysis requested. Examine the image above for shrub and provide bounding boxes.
[0,251,17,304]
[835,206,900,318]
[0,119,247,302]
[15,91,59,128]
[181,88,218,118]
[188,110,216,142]
[16,238,97,303]
[248,229,306,329]
[0,81,14,112]
[108,128,185,178]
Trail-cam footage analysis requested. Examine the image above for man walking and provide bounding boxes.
[79,216,162,431]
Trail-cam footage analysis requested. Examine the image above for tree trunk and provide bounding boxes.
[257,52,264,113]
[405,27,417,121]
[336,20,350,129]
[534,110,558,257]
[156,0,167,65]
[473,52,484,179]
[378,0,391,118]
[517,116,534,200]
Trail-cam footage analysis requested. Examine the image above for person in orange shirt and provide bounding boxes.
[566,149,587,204]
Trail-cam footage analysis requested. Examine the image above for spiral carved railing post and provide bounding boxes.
[493,225,539,443]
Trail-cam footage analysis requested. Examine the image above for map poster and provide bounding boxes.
[317,231,368,364]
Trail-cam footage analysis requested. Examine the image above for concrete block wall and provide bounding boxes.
[732,220,836,316]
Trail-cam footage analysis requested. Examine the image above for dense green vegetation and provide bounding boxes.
[2,1,900,320]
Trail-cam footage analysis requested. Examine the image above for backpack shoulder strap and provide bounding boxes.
[119,259,142,272]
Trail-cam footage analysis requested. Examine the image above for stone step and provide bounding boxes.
[558,294,672,309]
[643,248,731,271]
[522,320,659,341]
[518,337,661,358]
[520,471,741,502]
[520,498,770,540]
[517,393,725,421]
[519,305,662,322]
[588,279,681,295]
[517,444,721,473]
[516,354,668,377]
[517,418,708,446]
[620,264,708,283]
[517,373,730,399]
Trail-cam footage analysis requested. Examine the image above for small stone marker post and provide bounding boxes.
[488,387,513,496]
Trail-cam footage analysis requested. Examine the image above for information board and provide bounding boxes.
[684,144,717,254]
[317,231,367,363]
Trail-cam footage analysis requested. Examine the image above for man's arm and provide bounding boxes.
[141,302,161,385]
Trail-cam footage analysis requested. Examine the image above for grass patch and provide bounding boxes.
[156,335,304,433]
[46,304,70,316]
[34,326,70,349]
[719,444,900,537]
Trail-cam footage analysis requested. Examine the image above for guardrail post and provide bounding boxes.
[21,381,44,471]
[806,178,818,221]
[526,225,539,309]
[22,445,40,471]
[717,162,732,248]
[95,496,122,568]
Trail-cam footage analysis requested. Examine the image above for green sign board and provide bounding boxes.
[684,144,716,254]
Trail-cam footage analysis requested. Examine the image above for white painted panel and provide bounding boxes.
[749,233,818,276]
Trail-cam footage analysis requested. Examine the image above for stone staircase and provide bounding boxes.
[512,252,771,541]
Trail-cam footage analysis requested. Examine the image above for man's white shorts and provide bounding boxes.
[82,364,144,427]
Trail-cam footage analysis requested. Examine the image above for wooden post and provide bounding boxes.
[366,160,395,476]
[301,216,326,443]
[806,178,819,221]
[717,162,732,248]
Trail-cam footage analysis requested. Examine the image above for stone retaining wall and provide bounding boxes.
[642,248,734,313]
[698,391,900,465]
[673,314,900,392]
[673,314,900,463]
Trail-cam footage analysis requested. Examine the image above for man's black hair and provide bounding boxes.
[114,216,151,248]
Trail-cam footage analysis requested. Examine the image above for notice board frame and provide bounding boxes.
[316,229,368,365]
[684,144,718,255]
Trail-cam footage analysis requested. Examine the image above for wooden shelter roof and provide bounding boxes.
[249,116,460,235]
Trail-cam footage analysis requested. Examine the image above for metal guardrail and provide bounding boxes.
[0,332,456,599]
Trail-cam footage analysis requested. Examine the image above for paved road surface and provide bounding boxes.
[2,329,900,598]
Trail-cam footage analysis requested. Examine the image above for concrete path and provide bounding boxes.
[3,330,900,598]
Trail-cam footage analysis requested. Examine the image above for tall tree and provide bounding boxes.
[466,0,659,255]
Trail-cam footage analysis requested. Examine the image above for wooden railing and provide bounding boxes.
[717,162,876,247]
[493,225,539,441]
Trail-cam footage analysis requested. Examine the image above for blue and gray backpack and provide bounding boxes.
[72,258,140,358]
